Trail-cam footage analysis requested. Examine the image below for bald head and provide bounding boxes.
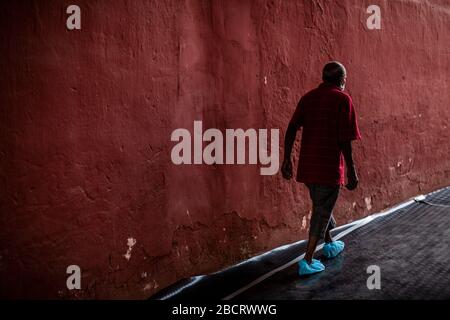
[322,61,346,89]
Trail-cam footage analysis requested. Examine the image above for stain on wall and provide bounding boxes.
[0,0,449,298]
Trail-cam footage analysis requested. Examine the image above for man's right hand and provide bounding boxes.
[281,159,293,180]
[345,165,358,190]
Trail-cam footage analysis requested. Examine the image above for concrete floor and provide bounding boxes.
[237,188,450,299]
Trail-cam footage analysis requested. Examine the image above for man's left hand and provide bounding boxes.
[346,166,359,190]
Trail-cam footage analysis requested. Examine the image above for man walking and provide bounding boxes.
[282,61,361,275]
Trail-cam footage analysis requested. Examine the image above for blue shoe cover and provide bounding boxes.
[298,258,325,276]
[323,240,345,259]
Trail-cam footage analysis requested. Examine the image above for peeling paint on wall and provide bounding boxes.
[301,216,307,230]
[123,238,137,261]
[365,197,373,211]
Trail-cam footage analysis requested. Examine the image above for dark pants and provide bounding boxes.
[306,184,340,239]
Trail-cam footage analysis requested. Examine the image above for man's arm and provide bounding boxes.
[282,98,304,180]
[339,141,358,190]
[284,122,300,161]
[281,122,300,180]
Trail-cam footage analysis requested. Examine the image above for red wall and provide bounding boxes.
[1,0,449,299]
